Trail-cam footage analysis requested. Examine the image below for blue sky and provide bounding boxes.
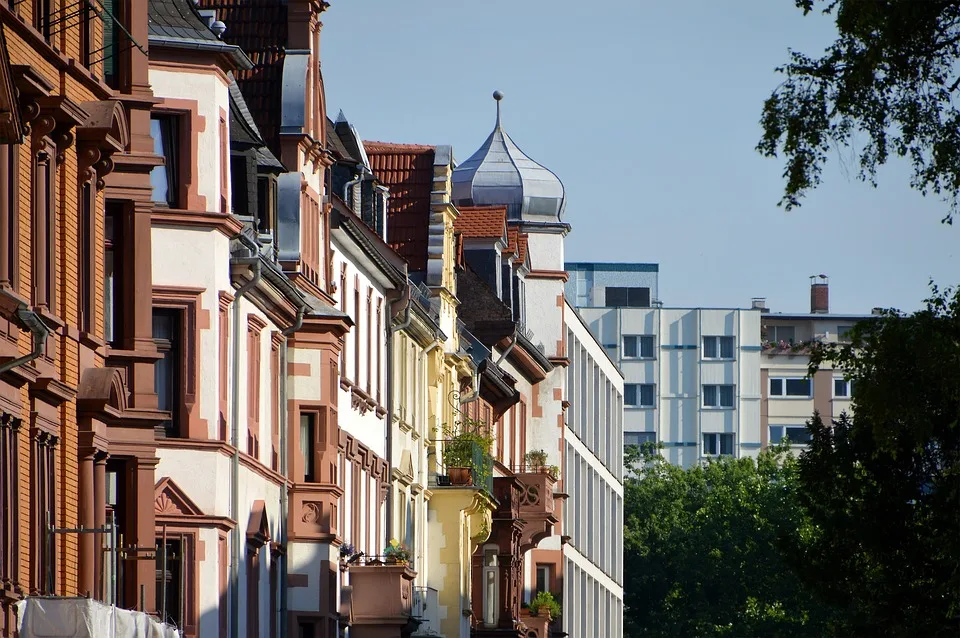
[321,1,957,315]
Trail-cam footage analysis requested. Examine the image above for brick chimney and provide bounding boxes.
[810,275,829,314]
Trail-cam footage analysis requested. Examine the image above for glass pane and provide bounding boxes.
[300,413,314,481]
[769,426,784,443]
[627,287,650,307]
[720,434,734,455]
[640,336,654,358]
[624,384,637,407]
[835,379,849,397]
[623,336,637,358]
[703,433,716,454]
[605,287,628,307]
[150,119,170,204]
[703,337,717,358]
[785,378,811,396]
[639,384,654,407]
[720,337,734,359]
[719,385,734,407]
[770,379,783,396]
[784,426,812,444]
[703,385,716,406]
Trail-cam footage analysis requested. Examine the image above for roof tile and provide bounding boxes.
[454,205,507,240]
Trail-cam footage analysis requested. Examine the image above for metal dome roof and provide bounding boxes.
[452,92,565,223]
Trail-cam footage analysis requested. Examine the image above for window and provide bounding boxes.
[834,378,853,398]
[703,384,735,408]
[623,335,654,359]
[624,384,654,408]
[155,536,185,628]
[300,412,316,482]
[150,116,179,207]
[769,377,812,397]
[0,144,19,289]
[78,179,96,333]
[33,144,56,311]
[0,414,20,585]
[256,176,277,237]
[104,204,121,344]
[703,336,734,359]
[767,325,796,344]
[153,308,182,437]
[32,431,57,593]
[769,425,812,445]
[837,325,853,342]
[34,0,51,39]
[624,432,656,447]
[605,286,650,308]
[536,564,551,594]
[703,433,734,456]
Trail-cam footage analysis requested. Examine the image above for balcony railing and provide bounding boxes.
[435,439,493,495]
[412,586,440,635]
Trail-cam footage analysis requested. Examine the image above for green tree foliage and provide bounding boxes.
[758,0,960,222]
[622,444,832,637]
[798,285,960,636]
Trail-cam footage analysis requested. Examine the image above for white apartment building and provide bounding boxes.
[564,301,625,637]
[567,263,763,467]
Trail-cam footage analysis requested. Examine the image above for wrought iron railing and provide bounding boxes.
[436,439,493,495]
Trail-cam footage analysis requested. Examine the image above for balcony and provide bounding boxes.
[513,468,560,551]
[435,439,494,495]
[348,556,417,638]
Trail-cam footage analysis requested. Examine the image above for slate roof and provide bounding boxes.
[326,118,355,164]
[148,0,252,68]
[197,0,288,154]
[454,206,507,240]
[227,74,283,170]
[365,142,436,273]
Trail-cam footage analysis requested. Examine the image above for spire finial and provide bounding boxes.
[493,90,504,127]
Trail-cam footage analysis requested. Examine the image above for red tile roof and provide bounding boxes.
[197,0,289,154]
[505,228,519,258]
[454,206,507,239]
[516,232,529,265]
[365,142,436,273]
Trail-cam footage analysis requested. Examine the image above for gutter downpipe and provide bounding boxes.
[343,170,362,209]
[278,302,306,638]
[0,308,51,374]
[494,328,518,367]
[385,282,412,545]
[230,234,261,638]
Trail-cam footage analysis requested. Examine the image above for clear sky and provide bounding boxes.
[320,1,957,315]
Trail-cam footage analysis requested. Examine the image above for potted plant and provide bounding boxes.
[442,417,494,486]
[524,449,548,472]
[528,591,562,621]
[339,542,358,563]
[545,464,560,480]
[383,538,411,565]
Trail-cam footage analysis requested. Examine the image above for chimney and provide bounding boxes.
[810,275,829,314]
[751,297,769,313]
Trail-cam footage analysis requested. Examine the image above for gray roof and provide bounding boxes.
[452,94,565,223]
[227,75,283,170]
[148,0,253,69]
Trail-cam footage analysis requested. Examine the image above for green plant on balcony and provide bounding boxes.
[525,449,548,471]
[528,591,562,620]
[442,416,494,487]
[383,538,411,565]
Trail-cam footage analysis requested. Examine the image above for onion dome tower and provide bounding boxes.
[452,91,566,223]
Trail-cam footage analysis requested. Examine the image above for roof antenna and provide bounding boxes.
[493,90,504,127]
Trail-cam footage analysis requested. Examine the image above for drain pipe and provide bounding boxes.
[458,362,480,405]
[0,307,51,374]
[343,170,362,208]
[278,301,305,638]
[385,283,412,544]
[494,328,518,366]
[230,234,261,638]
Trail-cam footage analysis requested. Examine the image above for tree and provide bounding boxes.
[622,445,833,637]
[758,0,960,222]
[797,285,960,636]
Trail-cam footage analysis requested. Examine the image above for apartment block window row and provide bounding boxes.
[624,431,656,448]
[769,425,812,445]
[703,432,734,456]
[703,335,734,359]
[565,442,621,581]
[622,334,654,359]
[769,377,811,397]
[624,383,654,408]
[767,325,795,343]
[567,329,624,474]
[604,286,650,308]
[703,384,735,408]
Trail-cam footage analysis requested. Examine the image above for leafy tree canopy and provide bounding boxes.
[800,285,960,636]
[758,0,960,222]
[622,445,834,638]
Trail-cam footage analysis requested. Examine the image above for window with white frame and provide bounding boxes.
[703,433,734,455]
[767,325,796,344]
[769,377,812,397]
[624,384,654,408]
[623,335,654,359]
[624,432,656,447]
[837,325,854,342]
[769,425,812,445]
[834,378,854,398]
[702,384,734,408]
[703,336,735,359]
